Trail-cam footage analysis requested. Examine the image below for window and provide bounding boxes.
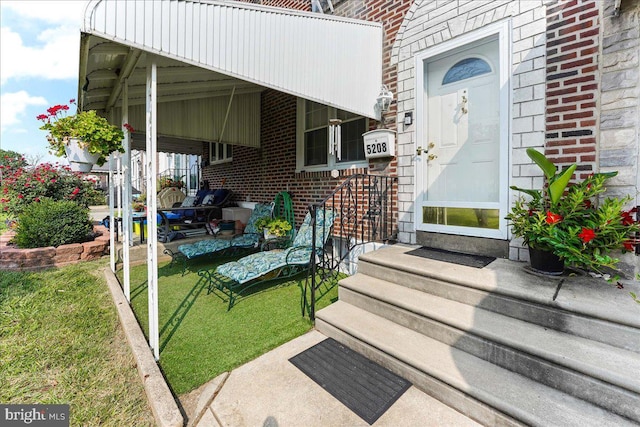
[297,99,368,172]
[209,142,232,165]
[442,57,491,85]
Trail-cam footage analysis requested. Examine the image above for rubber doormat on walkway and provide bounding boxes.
[289,338,411,425]
[406,246,496,268]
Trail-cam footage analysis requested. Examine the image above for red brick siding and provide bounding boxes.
[202,0,410,226]
[545,0,600,179]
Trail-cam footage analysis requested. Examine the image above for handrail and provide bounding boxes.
[303,174,397,320]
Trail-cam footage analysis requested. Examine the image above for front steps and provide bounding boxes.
[315,244,640,426]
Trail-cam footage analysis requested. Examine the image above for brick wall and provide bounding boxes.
[202,0,411,225]
[545,0,600,179]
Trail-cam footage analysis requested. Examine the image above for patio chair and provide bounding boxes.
[164,202,274,274]
[198,208,336,310]
[156,189,234,242]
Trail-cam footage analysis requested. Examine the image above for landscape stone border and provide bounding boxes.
[104,268,184,427]
[0,225,110,271]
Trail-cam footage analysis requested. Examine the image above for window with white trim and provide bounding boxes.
[209,142,233,165]
[296,99,368,172]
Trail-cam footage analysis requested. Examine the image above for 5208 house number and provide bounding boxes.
[362,129,396,159]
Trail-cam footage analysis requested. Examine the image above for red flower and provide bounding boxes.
[621,210,636,226]
[71,187,80,195]
[578,228,596,244]
[545,211,563,224]
[623,240,635,252]
[36,114,48,121]
[17,194,24,199]
[583,200,592,209]
[528,209,536,216]
[123,123,135,133]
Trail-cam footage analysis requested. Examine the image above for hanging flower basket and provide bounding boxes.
[64,138,100,172]
[37,99,128,169]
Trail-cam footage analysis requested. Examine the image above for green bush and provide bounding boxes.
[14,199,93,248]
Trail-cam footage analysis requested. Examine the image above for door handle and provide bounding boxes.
[416,146,423,155]
[428,154,438,161]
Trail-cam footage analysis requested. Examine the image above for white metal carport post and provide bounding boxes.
[121,80,131,301]
[108,154,116,273]
[146,61,160,360]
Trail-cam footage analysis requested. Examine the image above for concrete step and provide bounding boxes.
[316,302,637,427]
[356,245,640,353]
[338,274,640,422]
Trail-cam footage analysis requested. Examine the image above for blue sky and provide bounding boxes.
[0,0,87,164]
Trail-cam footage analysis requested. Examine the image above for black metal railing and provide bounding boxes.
[303,174,397,320]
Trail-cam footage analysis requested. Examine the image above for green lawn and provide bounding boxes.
[124,256,339,395]
[0,260,155,426]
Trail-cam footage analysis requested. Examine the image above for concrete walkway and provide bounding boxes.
[189,330,481,427]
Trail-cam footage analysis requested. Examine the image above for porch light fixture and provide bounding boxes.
[376,85,393,118]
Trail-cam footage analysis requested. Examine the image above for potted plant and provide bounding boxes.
[37,99,128,171]
[158,176,185,190]
[255,217,293,239]
[505,148,640,276]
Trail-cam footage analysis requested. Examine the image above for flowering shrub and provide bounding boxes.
[506,149,640,274]
[37,99,127,166]
[0,150,28,175]
[0,163,102,217]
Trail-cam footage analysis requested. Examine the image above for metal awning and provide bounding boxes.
[79,0,383,150]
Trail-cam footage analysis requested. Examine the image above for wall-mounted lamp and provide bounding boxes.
[404,112,413,126]
[376,85,393,121]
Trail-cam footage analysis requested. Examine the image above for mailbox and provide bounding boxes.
[362,129,395,159]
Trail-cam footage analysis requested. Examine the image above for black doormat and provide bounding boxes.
[289,338,411,425]
[406,246,496,268]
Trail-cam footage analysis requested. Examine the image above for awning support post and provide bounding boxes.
[146,60,160,361]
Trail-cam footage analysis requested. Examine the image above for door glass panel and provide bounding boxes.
[442,57,491,85]
[422,207,499,229]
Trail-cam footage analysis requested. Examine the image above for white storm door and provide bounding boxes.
[416,32,508,239]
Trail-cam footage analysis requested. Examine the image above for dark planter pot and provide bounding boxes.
[528,246,564,275]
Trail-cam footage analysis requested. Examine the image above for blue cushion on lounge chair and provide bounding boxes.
[215,208,336,284]
[212,189,229,205]
[157,211,184,222]
[178,239,231,259]
[175,202,274,261]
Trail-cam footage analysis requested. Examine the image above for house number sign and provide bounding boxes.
[362,129,396,159]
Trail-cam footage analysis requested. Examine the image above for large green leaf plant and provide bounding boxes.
[506,148,639,274]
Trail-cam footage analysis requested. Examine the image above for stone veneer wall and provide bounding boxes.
[391,1,548,251]
[599,0,640,275]
[599,0,639,201]
[0,225,109,271]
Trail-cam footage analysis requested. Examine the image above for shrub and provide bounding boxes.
[14,199,93,248]
[0,149,27,175]
[1,163,102,217]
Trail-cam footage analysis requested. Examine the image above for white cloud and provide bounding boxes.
[0,1,85,85]
[1,1,87,26]
[0,91,48,133]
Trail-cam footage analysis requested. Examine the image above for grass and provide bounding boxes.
[124,256,339,395]
[0,260,155,426]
